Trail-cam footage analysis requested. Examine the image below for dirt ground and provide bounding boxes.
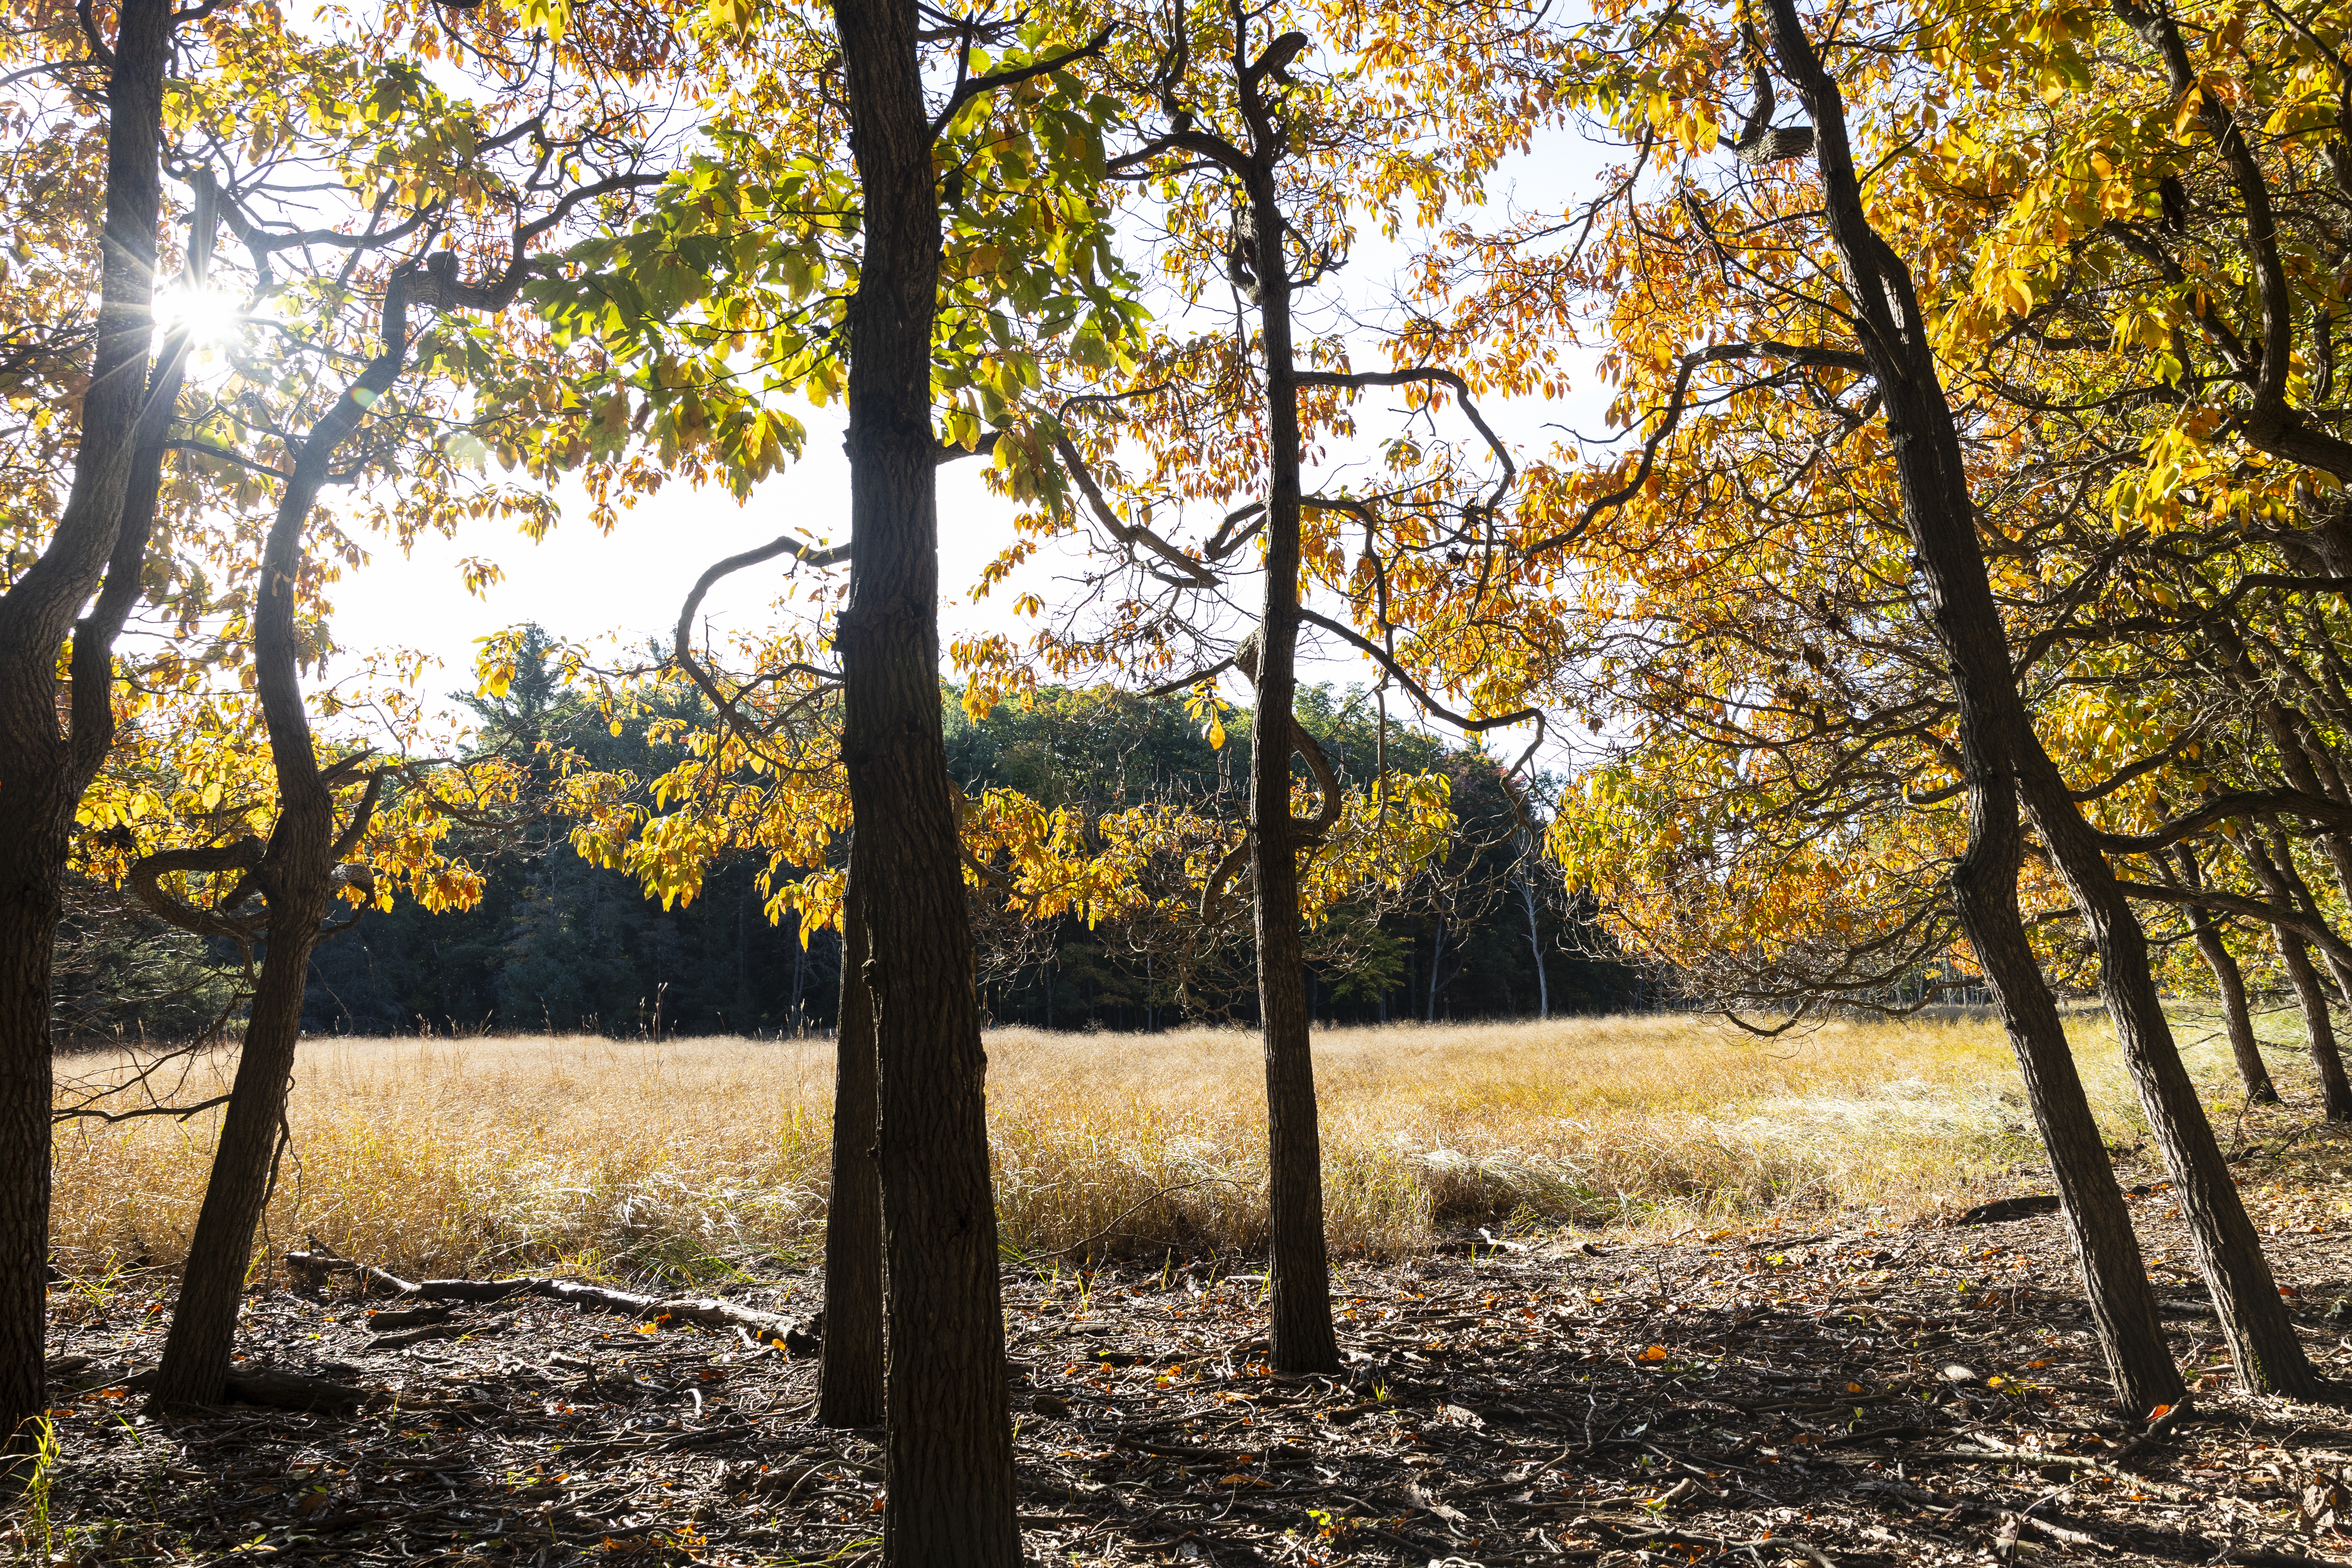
[26,1175,2352,1568]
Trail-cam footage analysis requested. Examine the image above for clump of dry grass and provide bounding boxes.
[49,1009,2268,1283]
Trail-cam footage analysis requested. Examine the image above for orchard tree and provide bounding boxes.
[947,0,1571,1372]
[89,2,680,1408]
[0,0,216,1450]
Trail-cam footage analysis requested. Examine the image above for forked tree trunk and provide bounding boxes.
[146,256,492,1407]
[149,339,346,1408]
[819,870,883,1427]
[829,0,1018,1556]
[0,0,171,1455]
[2029,814,2320,1394]
[1757,0,2207,1409]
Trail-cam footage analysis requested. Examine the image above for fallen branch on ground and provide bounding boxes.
[283,1251,820,1351]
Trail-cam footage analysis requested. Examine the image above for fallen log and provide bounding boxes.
[1953,1195,2062,1226]
[363,1303,454,1331]
[115,1364,369,1412]
[282,1252,820,1352]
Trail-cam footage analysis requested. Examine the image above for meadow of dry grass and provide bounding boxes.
[47,1008,2294,1284]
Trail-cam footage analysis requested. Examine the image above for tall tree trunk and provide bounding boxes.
[1238,156,1340,1379]
[829,0,1018,1555]
[0,0,170,1453]
[1761,0,2201,1411]
[2176,847,2277,1102]
[820,870,883,1427]
[2198,927,2277,1103]
[1425,920,1444,1022]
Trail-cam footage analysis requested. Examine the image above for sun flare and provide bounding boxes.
[156,283,244,347]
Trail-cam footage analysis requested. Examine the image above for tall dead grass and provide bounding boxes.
[49,1009,2267,1283]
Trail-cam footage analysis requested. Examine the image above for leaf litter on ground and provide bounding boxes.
[25,1182,2352,1568]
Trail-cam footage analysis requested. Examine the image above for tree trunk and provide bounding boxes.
[1241,158,1339,1379]
[2198,927,2278,1103]
[148,364,348,1409]
[1948,773,2182,1414]
[1425,920,1444,1022]
[2279,932,2352,1120]
[1759,0,2200,1411]
[146,916,325,1408]
[819,869,883,1427]
[0,0,170,1454]
[2036,817,2319,1394]
[2175,847,2277,1102]
[2235,830,2352,1118]
[1521,874,1549,1020]
[829,0,1018,1555]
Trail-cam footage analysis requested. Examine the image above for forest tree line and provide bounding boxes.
[56,634,1638,1044]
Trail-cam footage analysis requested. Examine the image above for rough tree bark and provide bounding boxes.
[828,0,1019,1554]
[1949,775,2183,1412]
[1757,0,2194,1412]
[0,0,171,1454]
[818,868,883,1428]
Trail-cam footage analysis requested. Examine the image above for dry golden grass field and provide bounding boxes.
[47,1007,2328,1284]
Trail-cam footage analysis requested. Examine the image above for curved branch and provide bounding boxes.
[2092,786,2352,851]
[1199,832,1254,926]
[1295,367,1517,515]
[1296,607,1542,737]
[931,26,1114,138]
[1291,720,1342,842]
[2121,877,2352,973]
[670,531,850,731]
[128,836,267,940]
[1052,435,1216,588]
